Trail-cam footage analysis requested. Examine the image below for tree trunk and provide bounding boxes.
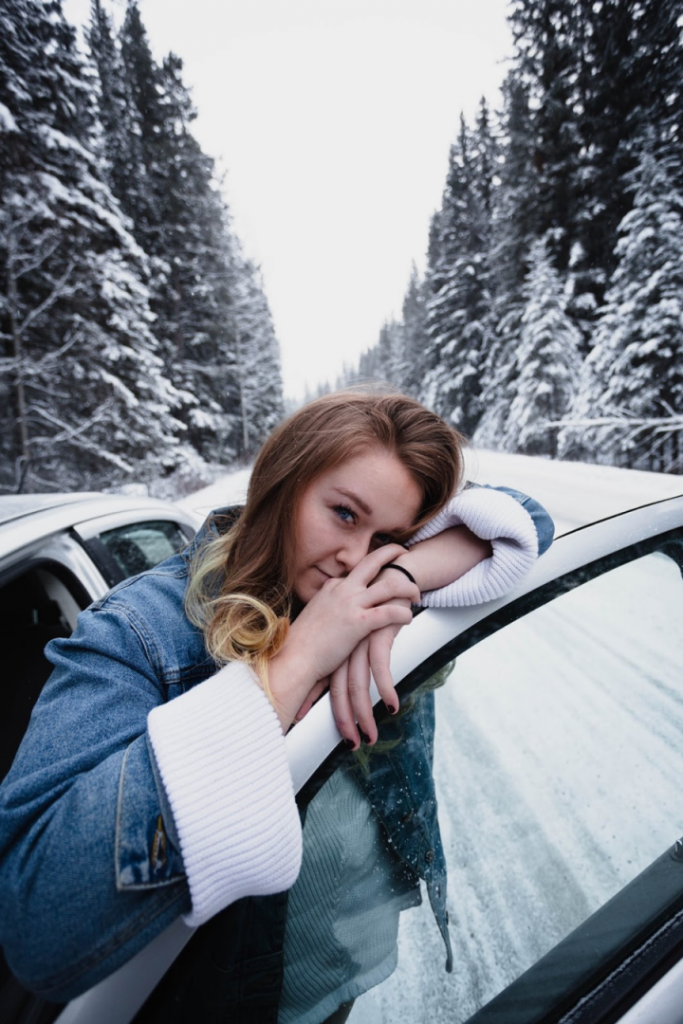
[6,232,31,492]
[235,329,249,457]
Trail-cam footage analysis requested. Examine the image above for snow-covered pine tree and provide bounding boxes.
[229,253,284,457]
[338,264,427,396]
[506,236,581,457]
[87,0,133,205]
[353,343,384,384]
[510,0,581,275]
[116,0,165,255]
[113,4,258,462]
[421,110,494,435]
[569,0,683,327]
[0,0,181,493]
[476,75,539,449]
[562,152,683,472]
[399,265,428,398]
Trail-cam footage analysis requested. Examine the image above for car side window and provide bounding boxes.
[95,519,189,581]
[355,543,683,1023]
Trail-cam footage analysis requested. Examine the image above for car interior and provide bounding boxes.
[1,562,87,785]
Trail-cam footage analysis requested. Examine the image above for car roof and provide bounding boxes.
[0,493,106,528]
[0,493,198,567]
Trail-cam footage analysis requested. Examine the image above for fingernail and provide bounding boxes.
[359,730,371,745]
[384,702,398,715]
[344,738,356,750]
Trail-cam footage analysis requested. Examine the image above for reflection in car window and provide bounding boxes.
[97,520,187,579]
[350,548,683,1023]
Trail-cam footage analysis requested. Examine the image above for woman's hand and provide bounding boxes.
[267,544,419,732]
[315,528,494,746]
[327,605,407,747]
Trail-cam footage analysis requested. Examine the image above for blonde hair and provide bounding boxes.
[185,391,465,694]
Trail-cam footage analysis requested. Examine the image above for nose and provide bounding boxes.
[335,532,372,574]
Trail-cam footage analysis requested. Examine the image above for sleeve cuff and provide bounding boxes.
[147,661,302,927]
[408,487,541,607]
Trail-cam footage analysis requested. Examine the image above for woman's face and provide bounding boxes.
[292,447,422,604]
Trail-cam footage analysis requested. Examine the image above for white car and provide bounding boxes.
[1,492,683,1024]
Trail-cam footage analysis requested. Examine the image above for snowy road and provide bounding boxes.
[462,449,683,535]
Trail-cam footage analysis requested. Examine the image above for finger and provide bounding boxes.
[368,628,400,714]
[347,543,411,588]
[367,602,414,633]
[329,660,359,749]
[294,678,328,722]
[347,639,377,745]
[365,572,420,607]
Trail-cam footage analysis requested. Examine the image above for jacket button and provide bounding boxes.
[425,849,435,864]
[401,810,413,823]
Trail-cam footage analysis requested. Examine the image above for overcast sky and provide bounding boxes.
[63,0,514,398]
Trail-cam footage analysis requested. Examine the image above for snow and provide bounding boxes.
[463,448,683,535]
[0,101,17,131]
[176,465,253,517]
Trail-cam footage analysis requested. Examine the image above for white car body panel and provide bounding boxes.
[1,491,681,1024]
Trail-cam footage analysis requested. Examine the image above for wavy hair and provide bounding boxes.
[185,390,465,693]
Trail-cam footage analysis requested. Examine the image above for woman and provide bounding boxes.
[0,392,553,1019]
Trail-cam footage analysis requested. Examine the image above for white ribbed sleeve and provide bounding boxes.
[408,487,540,608]
[147,661,302,927]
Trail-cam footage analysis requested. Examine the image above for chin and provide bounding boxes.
[293,582,313,605]
[294,572,323,605]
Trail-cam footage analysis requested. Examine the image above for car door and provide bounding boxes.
[0,503,198,1024]
[53,495,683,1024]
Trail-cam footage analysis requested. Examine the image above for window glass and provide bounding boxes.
[349,548,683,1023]
[97,520,188,579]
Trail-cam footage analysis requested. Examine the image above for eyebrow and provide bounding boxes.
[335,488,372,516]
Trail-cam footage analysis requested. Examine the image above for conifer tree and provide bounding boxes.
[422,112,493,434]
[0,0,180,493]
[230,255,284,457]
[505,237,581,457]
[510,0,581,273]
[476,75,539,449]
[399,265,428,398]
[114,3,253,461]
[563,153,683,471]
[569,0,683,324]
[87,0,132,203]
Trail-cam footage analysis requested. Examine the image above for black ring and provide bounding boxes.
[381,562,417,586]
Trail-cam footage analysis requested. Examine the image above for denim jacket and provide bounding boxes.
[0,487,553,1010]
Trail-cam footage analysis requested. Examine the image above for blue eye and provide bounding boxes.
[333,504,356,524]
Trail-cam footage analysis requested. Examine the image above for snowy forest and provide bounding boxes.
[345,0,683,474]
[0,0,284,495]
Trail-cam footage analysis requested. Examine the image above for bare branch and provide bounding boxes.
[16,260,78,338]
[32,331,81,369]
[546,415,683,432]
[14,236,63,280]
[31,401,114,447]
